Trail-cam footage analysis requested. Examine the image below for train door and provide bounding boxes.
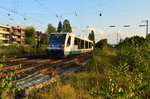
[66,36,71,47]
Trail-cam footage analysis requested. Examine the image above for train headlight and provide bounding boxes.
[59,45,64,48]
[48,44,52,47]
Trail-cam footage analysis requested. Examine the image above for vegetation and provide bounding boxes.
[36,32,48,50]
[88,30,95,46]
[117,35,145,47]
[0,64,20,99]
[24,26,37,47]
[95,39,109,49]
[0,43,46,58]
[1,27,150,98]
[29,34,150,99]
[46,24,56,35]
[0,44,27,58]
[62,19,72,33]
[46,19,72,34]
[57,21,63,33]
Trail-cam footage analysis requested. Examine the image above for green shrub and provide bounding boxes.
[0,64,20,99]
[0,44,47,57]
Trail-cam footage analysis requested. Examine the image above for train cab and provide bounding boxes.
[46,33,66,58]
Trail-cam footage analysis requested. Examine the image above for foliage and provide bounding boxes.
[0,64,20,99]
[62,19,72,33]
[46,24,56,35]
[95,39,108,49]
[88,30,95,45]
[36,44,47,54]
[117,35,150,72]
[0,44,27,57]
[145,34,150,43]
[24,26,37,47]
[57,21,63,33]
[40,33,48,44]
[117,35,145,48]
[0,43,46,58]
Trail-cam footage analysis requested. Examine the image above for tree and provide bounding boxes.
[145,34,150,43]
[95,39,108,49]
[46,24,56,34]
[24,26,36,47]
[40,33,49,44]
[88,30,95,45]
[57,21,62,33]
[62,19,72,33]
[36,31,49,48]
[117,36,145,47]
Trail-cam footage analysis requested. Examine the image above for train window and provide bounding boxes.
[48,34,66,45]
[89,42,92,48]
[81,40,84,49]
[74,38,78,45]
[85,41,88,49]
[67,36,71,47]
[78,39,81,49]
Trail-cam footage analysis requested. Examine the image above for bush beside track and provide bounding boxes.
[0,44,47,58]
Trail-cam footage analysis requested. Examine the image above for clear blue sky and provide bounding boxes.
[0,0,150,44]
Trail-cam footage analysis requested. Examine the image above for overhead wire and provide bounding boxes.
[33,0,59,18]
[59,0,117,16]
[0,6,47,26]
[17,0,20,13]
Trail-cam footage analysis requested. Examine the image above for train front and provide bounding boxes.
[46,33,66,58]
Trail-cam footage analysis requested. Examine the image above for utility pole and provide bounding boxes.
[140,20,149,37]
[117,33,119,44]
[146,20,148,36]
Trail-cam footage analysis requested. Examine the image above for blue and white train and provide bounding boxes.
[46,32,93,58]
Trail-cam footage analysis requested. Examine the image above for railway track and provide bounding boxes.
[0,53,91,98]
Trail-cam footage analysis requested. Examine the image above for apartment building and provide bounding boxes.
[0,25,11,45]
[11,26,25,44]
[0,24,42,46]
[0,24,25,45]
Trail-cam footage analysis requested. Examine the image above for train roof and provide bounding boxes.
[51,32,93,43]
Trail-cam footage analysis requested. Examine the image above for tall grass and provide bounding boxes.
[29,47,150,99]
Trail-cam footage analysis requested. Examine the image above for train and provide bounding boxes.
[46,32,93,58]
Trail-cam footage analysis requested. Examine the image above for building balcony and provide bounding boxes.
[12,38,16,41]
[22,33,25,37]
[13,32,21,36]
[0,30,10,34]
[0,37,9,40]
[16,38,21,42]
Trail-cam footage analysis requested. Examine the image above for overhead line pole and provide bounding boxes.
[140,20,149,37]
[114,32,119,44]
[146,20,148,36]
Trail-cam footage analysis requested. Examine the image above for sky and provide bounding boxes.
[0,0,150,44]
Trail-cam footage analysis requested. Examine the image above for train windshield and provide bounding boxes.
[48,34,66,45]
